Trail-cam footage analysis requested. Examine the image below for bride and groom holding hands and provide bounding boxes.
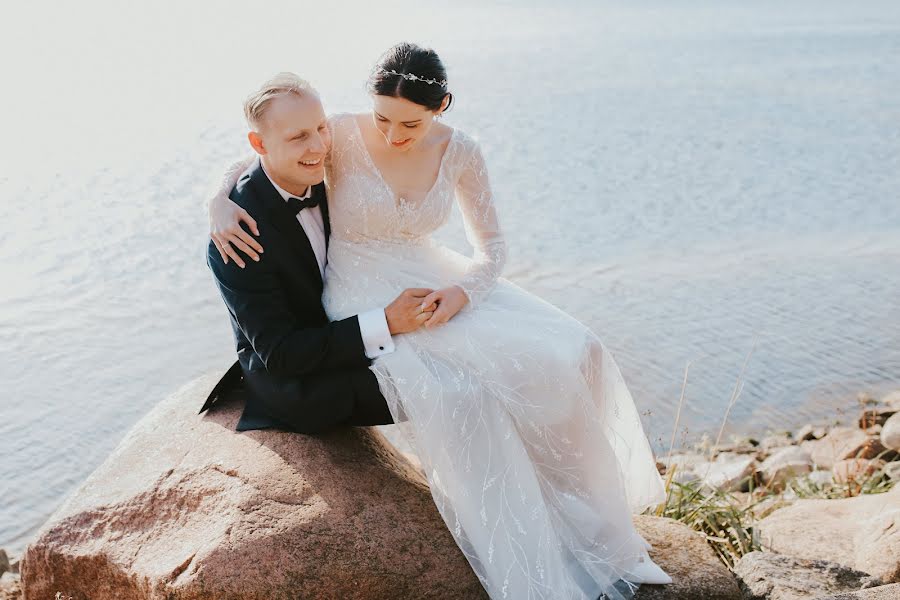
[200,42,672,600]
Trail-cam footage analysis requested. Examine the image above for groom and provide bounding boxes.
[200,73,434,433]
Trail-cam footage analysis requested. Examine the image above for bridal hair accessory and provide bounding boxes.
[378,67,447,88]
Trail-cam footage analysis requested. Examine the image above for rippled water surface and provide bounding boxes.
[1,0,899,555]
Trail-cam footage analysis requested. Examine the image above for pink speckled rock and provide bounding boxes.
[21,373,488,600]
[630,516,743,600]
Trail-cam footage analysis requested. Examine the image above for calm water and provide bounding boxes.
[2,0,899,556]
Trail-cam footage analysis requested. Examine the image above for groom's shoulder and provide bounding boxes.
[230,170,262,211]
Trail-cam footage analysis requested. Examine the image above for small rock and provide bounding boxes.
[659,452,710,472]
[813,582,900,599]
[732,551,882,600]
[802,427,886,469]
[858,392,878,406]
[759,446,814,491]
[0,571,22,600]
[881,413,900,451]
[761,433,795,452]
[833,459,887,485]
[859,406,896,430]
[884,462,900,482]
[881,391,900,410]
[809,469,836,486]
[715,451,749,462]
[863,424,884,436]
[696,455,756,492]
[796,424,819,441]
[0,550,7,577]
[712,443,759,456]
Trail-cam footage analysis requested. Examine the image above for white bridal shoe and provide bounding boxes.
[621,552,673,585]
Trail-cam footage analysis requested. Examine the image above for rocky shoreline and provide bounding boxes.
[659,390,900,497]
[2,382,898,600]
[651,389,899,599]
[0,550,19,600]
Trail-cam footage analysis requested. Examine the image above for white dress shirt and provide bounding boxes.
[259,160,395,359]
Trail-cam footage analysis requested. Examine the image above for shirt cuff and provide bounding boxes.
[358,307,395,359]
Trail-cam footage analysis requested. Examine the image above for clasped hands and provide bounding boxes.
[385,285,470,334]
[208,196,469,333]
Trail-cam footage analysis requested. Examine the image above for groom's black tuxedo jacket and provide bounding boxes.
[200,159,389,433]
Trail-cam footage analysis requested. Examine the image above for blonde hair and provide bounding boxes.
[243,72,316,129]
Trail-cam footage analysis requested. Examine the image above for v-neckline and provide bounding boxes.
[352,114,457,208]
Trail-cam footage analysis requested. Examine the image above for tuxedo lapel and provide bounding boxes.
[247,161,323,289]
[316,183,331,249]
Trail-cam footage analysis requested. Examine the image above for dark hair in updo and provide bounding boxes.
[367,42,453,113]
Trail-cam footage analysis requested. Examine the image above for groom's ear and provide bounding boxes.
[248,131,267,155]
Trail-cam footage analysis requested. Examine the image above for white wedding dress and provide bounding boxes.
[321,113,672,600]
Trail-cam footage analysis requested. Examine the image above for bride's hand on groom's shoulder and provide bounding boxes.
[209,193,264,268]
[421,286,470,328]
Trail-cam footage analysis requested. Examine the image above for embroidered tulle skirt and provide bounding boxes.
[322,235,672,600]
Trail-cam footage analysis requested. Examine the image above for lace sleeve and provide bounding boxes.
[206,154,256,211]
[453,139,507,308]
[322,113,348,197]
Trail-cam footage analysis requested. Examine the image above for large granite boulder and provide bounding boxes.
[755,484,900,584]
[20,374,489,600]
[732,551,883,600]
[631,515,742,600]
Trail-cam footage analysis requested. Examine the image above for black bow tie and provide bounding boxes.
[287,194,320,215]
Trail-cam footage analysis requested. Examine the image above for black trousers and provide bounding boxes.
[232,366,401,432]
[342,368,396,426]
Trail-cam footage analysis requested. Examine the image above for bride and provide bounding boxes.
[208,42,672,600]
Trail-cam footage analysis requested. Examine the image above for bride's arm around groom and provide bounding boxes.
[200,74,436,433]
[202,161,433,433]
